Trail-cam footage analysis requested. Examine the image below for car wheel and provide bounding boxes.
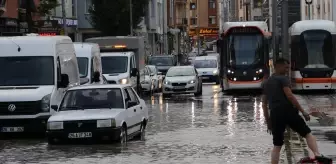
[216,76,220,85]
[119,126,127,144]
[139,121,146,141]
[47,137,59,145]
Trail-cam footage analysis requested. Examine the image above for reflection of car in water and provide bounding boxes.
[146,65,163,92]
[147,55,176,75]
[47,84,149,144]
[194,56,220,84]
[289,20,336,91]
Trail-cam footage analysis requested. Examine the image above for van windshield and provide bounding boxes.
[0,56,54,86]
[77,57,88,78]
[194,60,217,68]
[101,56,128,74]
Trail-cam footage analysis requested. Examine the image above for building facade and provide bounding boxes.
[237,0,263,21]
[300,0,332,20]
[49,0,78,41]
[186,0,219,49]
[0,0,41,36]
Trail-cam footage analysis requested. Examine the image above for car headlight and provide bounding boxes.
[189,80,195,84]
[41,94,51,112]
[227,69,234,74]
[213,70,218,74]
[47,121,63,130]
[119,78,128,84]
[256,69,263,74]
[97,119,116,128]
[164,80,170,85]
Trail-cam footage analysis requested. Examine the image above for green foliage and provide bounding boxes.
[37,0,60,16]
[89,0,149,36]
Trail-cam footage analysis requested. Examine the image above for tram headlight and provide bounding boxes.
[227,69,234,74]
[256,69,263,74]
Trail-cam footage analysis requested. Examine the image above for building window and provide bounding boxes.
[190,3,196,10]
[0,0,6,7]
[208,16,216,24]
[85,0,93,13]
[72,0,76,17]
[253,0,261,8]
[239,17,243,21]
[240,0,242,9]
[253,16,262,21]
[190,18,197,25]
[151,0,155,17]
[209,0,215,9]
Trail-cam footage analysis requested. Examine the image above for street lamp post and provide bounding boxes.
[130,0,133,36]
[197,0,200,55]
[305,0,312,20]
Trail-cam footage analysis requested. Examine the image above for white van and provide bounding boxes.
[74,43,104,85]
[194,56,220,84]
[0,36,80,134]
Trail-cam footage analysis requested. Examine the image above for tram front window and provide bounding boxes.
[300,31,334,69]
[227,33,264,67]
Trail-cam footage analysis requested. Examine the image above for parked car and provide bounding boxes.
[46,84,149,144]
[146,65,163,92]
[140,67,155,94]
[162,66,202,97]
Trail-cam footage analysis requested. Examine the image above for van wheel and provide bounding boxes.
[119,126,127,144]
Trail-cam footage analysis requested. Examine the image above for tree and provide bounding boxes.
[20,0,59,33]
[89,0,149,36]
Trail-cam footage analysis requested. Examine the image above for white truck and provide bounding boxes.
[85,36,146,93]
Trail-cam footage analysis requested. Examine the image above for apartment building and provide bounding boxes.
[0,0,41,36]
[237,0,263,21]
[300,0,332,20]
[187,0,219,48]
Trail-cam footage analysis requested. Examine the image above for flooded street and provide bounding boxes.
[1,84,336,164]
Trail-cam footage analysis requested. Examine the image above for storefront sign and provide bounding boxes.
[39,32,57,36]
[51,18,78,27]
[6,19,18,26]
[188,28,219,36]
[34,20,60,35]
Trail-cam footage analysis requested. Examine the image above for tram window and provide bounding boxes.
[300,31,333,68]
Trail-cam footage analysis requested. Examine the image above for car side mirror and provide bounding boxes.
[58,74,69,88]
[92,71,100,83]
[127,101,137,108]
[157,72,162,75]
[130,68,138,77]
[51,105,58,111]
[80,77,90,85]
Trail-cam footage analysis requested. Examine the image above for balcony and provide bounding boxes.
[175,18,188,26]
[175,0,187,4]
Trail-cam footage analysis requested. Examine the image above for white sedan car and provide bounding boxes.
[162,66,202,97]
[140,67,154,94]
[46,84,149,144]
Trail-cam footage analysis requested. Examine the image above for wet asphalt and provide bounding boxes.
[0,84,336,164]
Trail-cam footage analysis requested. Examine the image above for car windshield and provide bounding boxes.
[194,60,217,68]
[166,67,195,77]
[77,57,88,78]
[102,56,128,74]
[148,57,173,66]
[60,88,124,110]
[0,56,54,86]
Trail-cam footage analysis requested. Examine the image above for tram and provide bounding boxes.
[218,21,271,91]
[289,20,336,91]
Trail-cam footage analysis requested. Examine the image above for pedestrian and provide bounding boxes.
[261,58,324,164]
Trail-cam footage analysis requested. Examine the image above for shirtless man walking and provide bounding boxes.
[262,58,322,164]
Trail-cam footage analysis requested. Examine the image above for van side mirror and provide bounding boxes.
[80,77,90,85]
[58,74,69,88]
[92,71,100,83]
[51,105,58,110]
[130,68,138,77]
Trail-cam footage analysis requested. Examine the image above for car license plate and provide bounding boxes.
[202,77,209,79]
[68,132,92,138]
[174,86,185,89]
[1,127,24,132]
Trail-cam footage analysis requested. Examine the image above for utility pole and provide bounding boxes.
[61,0,67,35]
[272,0,277,60]
[244,1,250,21]
[197,0,200,55]
[281,0,288,60]
[305,0,312,20]
[130,0,133,36]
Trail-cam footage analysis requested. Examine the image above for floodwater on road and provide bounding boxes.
[1,84,336,164]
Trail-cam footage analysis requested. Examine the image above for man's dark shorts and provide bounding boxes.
[270,107,311,146]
